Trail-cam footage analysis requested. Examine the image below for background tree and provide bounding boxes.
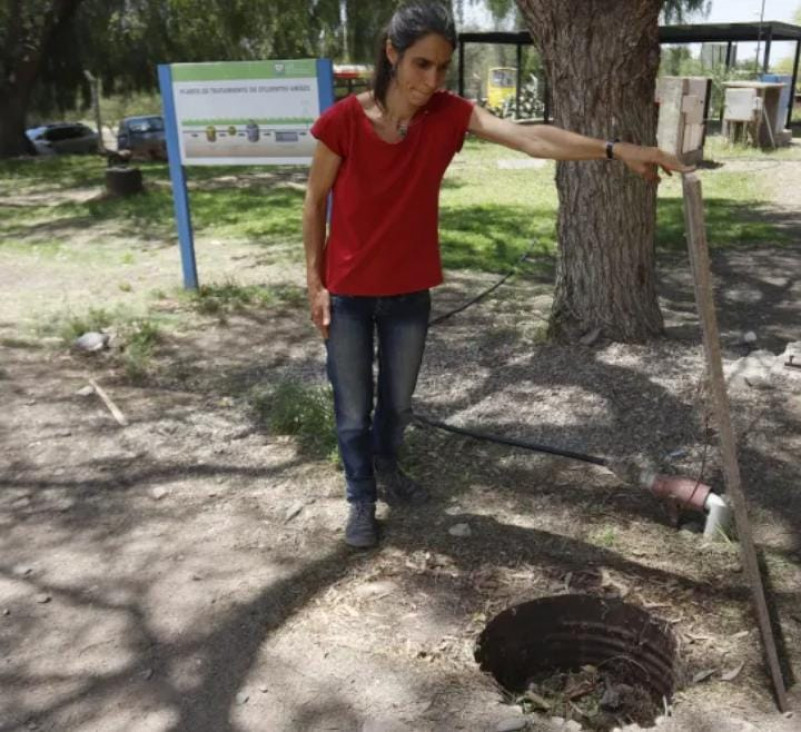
[515,0,705,342]
[773,4,801,77]
[0,0,86,156]
[5,0,498,157]
[660,0,709,23]
[0,0,345,157]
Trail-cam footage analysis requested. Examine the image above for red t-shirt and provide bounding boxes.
[310,91,474,296]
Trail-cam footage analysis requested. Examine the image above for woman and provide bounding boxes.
[303,1,689,548]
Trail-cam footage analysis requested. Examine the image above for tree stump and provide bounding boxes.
[105,166,143,196]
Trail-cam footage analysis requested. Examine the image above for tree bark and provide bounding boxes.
[516,0,664,342]
[0,89,35,157]
[105,167,144,197]
[0,0,85,158]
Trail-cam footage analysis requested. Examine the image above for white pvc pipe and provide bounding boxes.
[703,492,733,539]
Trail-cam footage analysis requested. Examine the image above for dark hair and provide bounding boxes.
[372,1,457,108]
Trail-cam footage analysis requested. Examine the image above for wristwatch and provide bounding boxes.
[605,139,619,160]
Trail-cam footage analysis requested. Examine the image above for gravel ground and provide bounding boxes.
[1,156,800,731]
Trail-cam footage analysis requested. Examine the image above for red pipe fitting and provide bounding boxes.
[647,474,711,512]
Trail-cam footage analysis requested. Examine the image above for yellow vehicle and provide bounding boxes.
[487,67,517,108]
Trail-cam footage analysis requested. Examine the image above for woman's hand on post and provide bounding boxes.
[614,143,694,183]
[308,281,331,339]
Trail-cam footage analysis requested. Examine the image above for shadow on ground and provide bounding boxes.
[1,240,799,730]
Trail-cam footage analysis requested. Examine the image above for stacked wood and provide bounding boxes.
[655,76,710,164]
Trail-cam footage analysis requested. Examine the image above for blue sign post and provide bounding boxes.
[158,64,198,290]
[157,59,334,289]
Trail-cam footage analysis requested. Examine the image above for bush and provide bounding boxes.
[251,380,339,464]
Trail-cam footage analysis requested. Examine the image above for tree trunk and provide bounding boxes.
[516,0,664,342]
[0,0,85,158]
[0,89,35,157]
[105,167,144,197]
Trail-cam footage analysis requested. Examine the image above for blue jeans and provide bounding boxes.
[326,290,431,503]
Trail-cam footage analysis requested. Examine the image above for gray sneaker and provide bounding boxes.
[375,459,430,506]
[345,501,378,548]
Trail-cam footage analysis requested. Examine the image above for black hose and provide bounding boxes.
[428,240,539,327]
[421,240,608,467]
[413,413,608,467]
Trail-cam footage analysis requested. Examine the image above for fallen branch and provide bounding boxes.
[88,378,129,427]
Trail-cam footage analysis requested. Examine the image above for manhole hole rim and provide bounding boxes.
[474,593,679,701]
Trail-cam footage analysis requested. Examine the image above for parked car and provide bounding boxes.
[117,116,167,160]
[26,123,99,155]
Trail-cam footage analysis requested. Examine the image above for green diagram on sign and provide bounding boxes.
[171,60,322,164]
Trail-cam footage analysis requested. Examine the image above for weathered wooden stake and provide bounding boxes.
[681,172,788,712]
[88,378,129,427]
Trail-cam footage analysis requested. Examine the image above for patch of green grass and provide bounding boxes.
[191,186,305,241]
[0,235,65,256]
[251,380,338,463]
[590,526,618,548]
[0,158,305,248]
[38,179,306,245]
[185,279,306,316]
[441,137,558,273]
[270,283,308,308]
[189,280,277,314]
[0,337,44,350]
[704,134,801,161]
[1,136,793,281]
[125,319,162,351]
[448,136,792,265]
[46,307,116,343]
[439,204,557,273]
[121,319,163,383]
[656,168,790,250]
[0,155,107,193]
[32,305,167,382]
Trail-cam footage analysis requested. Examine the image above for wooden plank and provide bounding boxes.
[88,378,129,427]
[682,123,704,153]
[724,87,758,122]
[656,77,686,155]
[681,94,705,125]
[687,77,709,101]
[681,173,788,712]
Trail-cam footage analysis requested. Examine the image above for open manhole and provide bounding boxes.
[475,595,677,731]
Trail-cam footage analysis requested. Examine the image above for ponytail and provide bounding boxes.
[372,31,394,109]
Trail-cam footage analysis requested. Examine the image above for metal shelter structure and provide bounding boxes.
[458,21,801,127]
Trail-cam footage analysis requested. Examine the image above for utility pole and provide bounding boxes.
[755,0,767,73]
[341,1,349,63]
[83,70,105,152]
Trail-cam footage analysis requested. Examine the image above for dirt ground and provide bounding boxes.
[1,151,801,732]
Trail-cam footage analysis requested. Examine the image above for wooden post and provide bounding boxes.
[789,40,800,128]
[88,378,129,427]
[83,70,104,153]
[515,42,522,120]
[681,173,788,712]
[458,39,465,98]
[105,167,144,197]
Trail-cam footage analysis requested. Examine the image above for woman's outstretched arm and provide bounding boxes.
[467,104,692,183]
